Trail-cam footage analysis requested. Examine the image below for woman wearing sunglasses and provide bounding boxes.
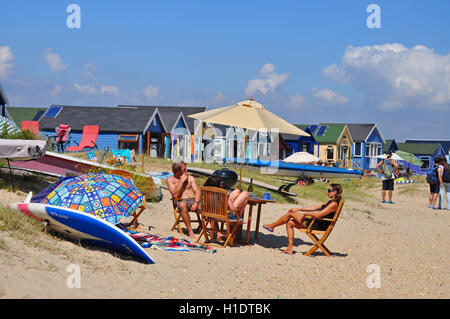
[263,183,342,255]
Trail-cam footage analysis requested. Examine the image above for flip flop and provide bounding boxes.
[263,225,273,233]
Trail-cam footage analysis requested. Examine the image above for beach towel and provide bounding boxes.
[116,224,216,254]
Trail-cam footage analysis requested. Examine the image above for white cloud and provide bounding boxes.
[143,84,159,100]
[83,62,97,82]
[0,46,15,79]
[42,48,70,73]
[73,83,100,95]
[73,83,121,98]
[208,91,225,105]
[284,94,309,111]
[312,88,349,105]
[323,43,450,110]
[289,94,306,106]
[100,85,120,97]
[246,63,289,96]
[51,85,63,96]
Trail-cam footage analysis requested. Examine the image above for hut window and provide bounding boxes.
[421,158,430,169]
[327,148,334,160]
[354,142,361,157]
[118,134,139,153]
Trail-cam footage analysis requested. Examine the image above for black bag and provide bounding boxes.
[443,167,450,183]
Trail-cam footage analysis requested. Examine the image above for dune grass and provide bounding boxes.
[0,204,68,255]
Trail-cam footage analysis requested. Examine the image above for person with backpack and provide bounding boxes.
[427,157,442,209]
[376,152,399,204]
[438,156,450,210]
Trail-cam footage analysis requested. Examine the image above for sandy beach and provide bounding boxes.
[0,181,448,299]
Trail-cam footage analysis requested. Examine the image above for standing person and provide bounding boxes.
[427,157,442,210]
[376,152,399,204]
[262,184,342,255]
[437,157,450,210]
[167,161,201,239]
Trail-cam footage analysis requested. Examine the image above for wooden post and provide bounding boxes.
[238,129,248,191]
[147,131,150,156]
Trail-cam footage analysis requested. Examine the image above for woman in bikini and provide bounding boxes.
[263,183,342,255]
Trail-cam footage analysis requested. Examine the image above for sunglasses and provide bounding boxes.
[327,188,335,193]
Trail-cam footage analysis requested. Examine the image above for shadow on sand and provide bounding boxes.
[244,231,348,257]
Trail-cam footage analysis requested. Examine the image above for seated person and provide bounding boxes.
[167,161,201,239]
[203,175,249,241]
[203,175,249,221]
[263,183,342,255]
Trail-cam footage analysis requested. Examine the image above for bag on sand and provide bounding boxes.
[381,161,393,179]
[426,166,439,184]
[442,167,450,183]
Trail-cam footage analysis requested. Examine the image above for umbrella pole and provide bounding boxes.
[6,159,15,192]
[238,129,248,191]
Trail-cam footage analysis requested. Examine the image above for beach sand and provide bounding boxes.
[0,182,448,299]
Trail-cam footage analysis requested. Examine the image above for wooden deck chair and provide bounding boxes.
[110,169,146,229]
[300,199,344,257]
[196,186,241,248]
[170,197,201,235]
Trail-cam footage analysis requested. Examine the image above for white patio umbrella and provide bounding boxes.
[375,153,404,161]
[282,151,320,164]
[188,98,309,189]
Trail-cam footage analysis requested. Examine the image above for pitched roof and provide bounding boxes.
[0,84,8,106]
[346,124,376,142]
[282,125,316,141]
[158,109,185,133]
[117,105,207,133]
[384,139,398,151]
[6,107,47,126]
[38,105,157,133]
[397,142,442,155]
[312,123,347,144]
[404,139,450,154]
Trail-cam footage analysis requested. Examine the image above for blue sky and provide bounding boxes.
[1,0,449,140]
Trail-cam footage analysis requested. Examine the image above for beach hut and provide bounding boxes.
[397,142,446,174]
[404,139,450,157]
[346,124,385,170]
[6,107,46,128]
[309,124,354,168]
[0,84,10,118]
[117,105,207,161]
[39,105,163,155]
[154,106,207,162]
[210,125,289,163]
[282,125,319,157]
[384,139,399,153]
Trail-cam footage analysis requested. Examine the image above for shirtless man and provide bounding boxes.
[167,161,201,239]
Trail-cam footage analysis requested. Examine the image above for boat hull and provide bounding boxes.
[7,202,155,264]
[223,158,363,179]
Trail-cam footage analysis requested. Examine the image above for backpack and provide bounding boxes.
[442,167,450,183]
[381,160,393,179]
[426,166,439,184]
